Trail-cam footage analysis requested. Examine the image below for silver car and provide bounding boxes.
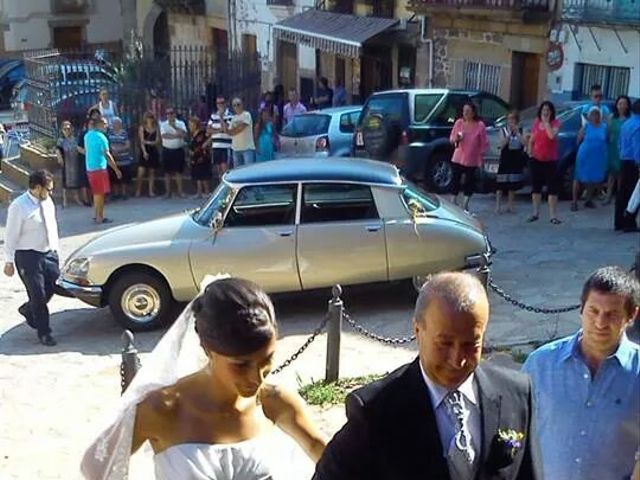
[57,158,491,331]
[279,106,362,158]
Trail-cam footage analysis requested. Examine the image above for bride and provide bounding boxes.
[81,276,327,479]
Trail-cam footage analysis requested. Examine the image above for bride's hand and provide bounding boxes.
[260,384,328,463]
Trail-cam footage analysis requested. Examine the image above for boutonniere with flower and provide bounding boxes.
[488,428,525,470]
[497,429,525,459]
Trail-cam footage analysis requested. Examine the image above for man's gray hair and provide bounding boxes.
[414,272,487,322]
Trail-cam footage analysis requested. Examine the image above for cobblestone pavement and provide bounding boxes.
[0,193,637,479]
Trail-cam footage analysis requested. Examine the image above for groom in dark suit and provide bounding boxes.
[313,272,542,480]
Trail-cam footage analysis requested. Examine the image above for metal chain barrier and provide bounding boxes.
[270,313,331,375]
[488,276,580,314]
[343,310,415,345]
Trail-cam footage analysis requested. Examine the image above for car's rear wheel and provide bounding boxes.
[108,271,175,331]
[425,151,453,193]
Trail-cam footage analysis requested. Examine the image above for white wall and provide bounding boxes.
[231,0,315,76]
[1,0,124,51]
[548,25,640,99]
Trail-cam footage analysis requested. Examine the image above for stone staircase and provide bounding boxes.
[0,145,61,203]
[1,143,210,203]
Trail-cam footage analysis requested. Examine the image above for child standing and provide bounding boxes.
[495,111,527,214]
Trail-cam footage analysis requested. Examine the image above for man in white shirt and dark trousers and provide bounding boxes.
[206,95,233,179]
[4,170,60,346]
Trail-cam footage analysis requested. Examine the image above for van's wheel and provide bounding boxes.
[108,271,175,331]
[425,152,453,193]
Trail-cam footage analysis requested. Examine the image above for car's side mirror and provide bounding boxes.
[211,212,224,231]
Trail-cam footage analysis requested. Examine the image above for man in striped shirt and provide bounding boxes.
[206,95,233,178]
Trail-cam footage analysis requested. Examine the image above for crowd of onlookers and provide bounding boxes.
[49,81,640,230]
[52,76,347,223]
[448,84,640,232]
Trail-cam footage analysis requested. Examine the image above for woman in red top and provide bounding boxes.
[528,101,562,224]
[448,102,489,212]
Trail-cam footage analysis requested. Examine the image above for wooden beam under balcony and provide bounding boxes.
[154,0,206,15]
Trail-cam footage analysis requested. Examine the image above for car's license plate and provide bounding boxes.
[485,163,499,174]
[356,131,364,146]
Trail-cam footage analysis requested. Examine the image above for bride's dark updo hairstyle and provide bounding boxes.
[192,277,277,357]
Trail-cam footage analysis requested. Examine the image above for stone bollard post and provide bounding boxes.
[325,284,343,383]
[120,330,141,395]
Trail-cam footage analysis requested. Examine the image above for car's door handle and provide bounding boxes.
[278,230,293,237]
[366,225,381,232]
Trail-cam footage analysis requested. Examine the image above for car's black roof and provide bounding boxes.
[224,158,402,186]
[369,88,491,97]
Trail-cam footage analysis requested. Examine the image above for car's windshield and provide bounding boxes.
[193,182,235,226]
[401,179,440,214]
[281,114,331,137]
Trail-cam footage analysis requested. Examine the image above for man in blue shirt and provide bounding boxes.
[616,98,640,232]
[522,266,640,480]
[580,84,611,125]
[85,116,121,224]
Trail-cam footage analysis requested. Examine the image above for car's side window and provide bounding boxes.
[225,184,297,227]
[478,96,509,125]
[301,183,378,224]
[339,112,356,133]
[432,94,469,126]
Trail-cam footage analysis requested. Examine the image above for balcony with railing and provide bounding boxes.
[154,0,206,15]
[52,0,90,14]
[408,0,551,12]
[267,0,294,6]
[562,0,640,26]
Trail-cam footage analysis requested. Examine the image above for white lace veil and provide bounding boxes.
[80,275,228,480]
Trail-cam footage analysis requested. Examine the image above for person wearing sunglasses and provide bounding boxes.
[4,170,60,346]
[580,84,611,127]
[225,97,256,167]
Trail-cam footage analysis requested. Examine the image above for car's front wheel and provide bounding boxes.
[108,271,175,331]
[425,152,454,193]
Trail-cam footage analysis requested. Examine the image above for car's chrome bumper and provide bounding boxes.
[56,277,103,307]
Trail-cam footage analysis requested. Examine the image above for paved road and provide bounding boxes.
[0,193,637,479]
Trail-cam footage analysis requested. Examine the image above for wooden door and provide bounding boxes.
[52,26,83,49]
[277,41,297,93]
[510,52,539,109]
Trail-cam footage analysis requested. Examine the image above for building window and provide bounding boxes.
[463,61,501,96]
[573,63,630,99]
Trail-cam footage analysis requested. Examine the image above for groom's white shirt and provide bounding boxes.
[419,360,482,459]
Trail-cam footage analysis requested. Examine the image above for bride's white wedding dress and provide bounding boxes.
[154,428,314,480]
[81,276,317,480]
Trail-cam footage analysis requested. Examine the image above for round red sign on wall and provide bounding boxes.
[546,43,564,71]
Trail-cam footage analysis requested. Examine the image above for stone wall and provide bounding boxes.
[423,15,550,103]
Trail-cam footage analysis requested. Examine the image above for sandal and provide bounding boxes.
[570,203,578,212]
[526,215,539,223]
[550,218,562,225]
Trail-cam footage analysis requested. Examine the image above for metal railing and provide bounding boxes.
[408,0,551,10]
[23,45,261,145]
[120,268,589,392]
[562,0,640,26]
[267,0,295,5]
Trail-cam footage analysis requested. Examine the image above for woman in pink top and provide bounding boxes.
[449,102,489,211]
[528,101,562,224]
